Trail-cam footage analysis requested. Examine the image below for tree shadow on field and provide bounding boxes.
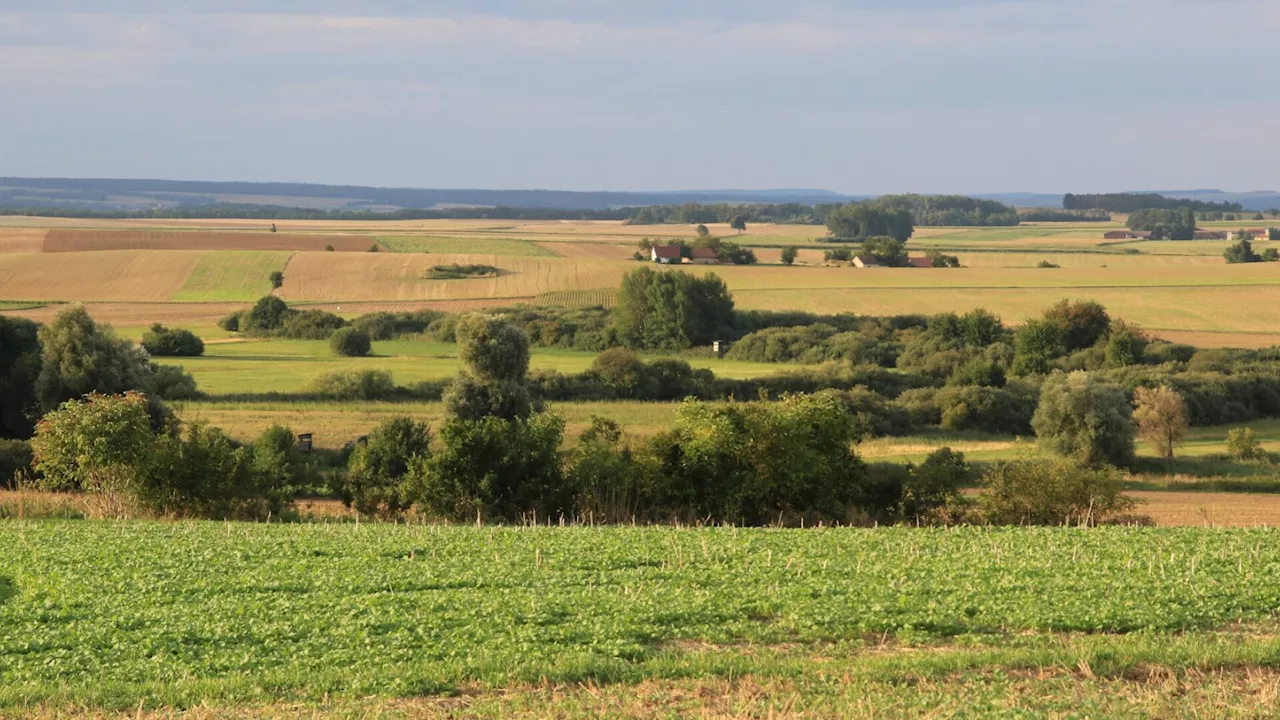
[0,576,15,608]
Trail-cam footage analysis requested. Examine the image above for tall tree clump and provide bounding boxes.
[1132,385,1189,461]
[824,202,914,242]
[0,316,42,439]
[613,267,735,350]
[34,305,159,413]
[421,315,567,521]
[1032,372,1136,468]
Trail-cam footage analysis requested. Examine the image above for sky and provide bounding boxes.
[1,1,1277,195]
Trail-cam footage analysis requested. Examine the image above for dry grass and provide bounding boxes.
[0,250,201,302]
[0,302,248,328]
[42,229,371,252]
[0,228,47,254]
[1129,491,1280,528]
[280,253,625,303]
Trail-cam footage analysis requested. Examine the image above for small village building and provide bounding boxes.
[689,247,720,265]
[1103,230,1131,240]
[650,245,682,264]
[852,255,880,268]
[907,256,934,268]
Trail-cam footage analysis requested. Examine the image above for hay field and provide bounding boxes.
[0,228,47,254]
[377,236,556,256]
[953,252,1225,268]
[279,252,625,302]
[171,251,293,302]
[42,229,371,252]
[732,285,1280,335]
[0,251,201,302]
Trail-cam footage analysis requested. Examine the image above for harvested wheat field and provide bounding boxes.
[0,251,202,302]
[42,229,372,252]
[280,252,627,302]
[0,228,47,254]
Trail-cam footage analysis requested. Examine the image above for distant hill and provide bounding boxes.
[0,178,857,212]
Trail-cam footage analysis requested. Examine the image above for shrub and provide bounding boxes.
[0,439,33,488]
[242,296,291,334]
[1032,372,1136,467]
[368,243,381,252]
[141,324,205,357]
[424,264,499,280]
[151,364,201,401]
[280,310,346,340]
[780,246,798,265]
[1226,427,1262,461]
[343,417,432,518]
[590,348,646,398]
[217,312,242,332]
[305,369,395,400]
[417,413,566,522]
[1132,385,1189,460]
[245,425,308,516]
[325,244,335,252]
[146,422,257,519]
[936,385,1036,435]
[901,447,973,523]
[981,457,1135,526]
[1036,260,1060,268]
[35,306,158,412]
[567,417,648,523]
[329,327,372,357]
[31,392,156,496]
[1043,299,1111,351]
[1105,320,1147,367]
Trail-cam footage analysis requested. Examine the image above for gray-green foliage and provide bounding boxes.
[329,327,372,357]
[34,306,157,412]
[443,314,535,421]
[1032,372,1136,467]
[981,457,1135,526]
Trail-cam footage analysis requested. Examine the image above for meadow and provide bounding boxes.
[3,522,1280,715]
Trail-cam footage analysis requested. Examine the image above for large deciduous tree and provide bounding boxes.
[1132,385,1189,460]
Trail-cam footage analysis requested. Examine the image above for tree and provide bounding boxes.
[1226,427,1263,461]
[344,417,432,518]
[1032,372,1136,468]
[1011,319,1066,376]
[825,202,913,242]
[862,236,908,267]
[34,305,157,412]
[1264,248,1280,262]
[444,314,535,421]
[925,249,961,268]
[1224,238,1261,264]
[730,215,747,233]
[269,271,284,289]
[141,324,204,357]
[1043,300,1110,351]
[1104,320,1147,367]
[329,327,372,357]
[242,296,291,334]
[780,246,798,265]
[31,392,155,495]
[1132,385,1189,460]
[270,223,278,233]
[981,457,1133,526]
[0,316,41,438]
[613,268,734,350]
[695,224,711,239]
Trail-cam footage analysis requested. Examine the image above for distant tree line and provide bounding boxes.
[1019,209,1112,222]
[1126,208,1198,239]
[1064,193,1243,213]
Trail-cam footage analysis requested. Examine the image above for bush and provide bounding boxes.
[141,324,205,357]
[424,264,499,279]
[146,422,259,519]
[343,417,432,518]
[1036,260,1060,268]
[901,448,973,523]
[567,417,648,523]
[936,385,1036,435]
[35,306,158,413]
[31,392,156,499]
[217,312,242,332]
[269,271,284,289]
[780,246,798,265]
[245,425,308,515]
[417,413,566,522]
[1226,427,1262,461]
[981,457,1136,526]
[305,369,395,400]
[280,310,346,340]
[329,327,372,357]
[0,439,33,488]
[151,364,201,401]
[1032,372,1136,467]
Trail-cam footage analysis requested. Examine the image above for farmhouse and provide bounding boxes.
[650,245,682,264]
[689,247,720,265]
[1102,231,1152,240]
[907,256,934,268]
[852,255,880,268]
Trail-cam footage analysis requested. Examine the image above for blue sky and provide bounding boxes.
[2,1,1276,194]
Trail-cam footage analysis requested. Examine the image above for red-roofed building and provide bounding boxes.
[650,245,682,264]
[852,254,880,268]
[907,256,934,268]
[690,247,720,264]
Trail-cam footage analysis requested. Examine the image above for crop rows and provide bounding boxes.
[2,523,1280,707]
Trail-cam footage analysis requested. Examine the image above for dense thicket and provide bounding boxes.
[824,202,914,242]
[1127,208,1197,240]
[1019,209,1112,222]
[613,268,735,350]
[1065,193,1241,213]
[874,195,1020,227]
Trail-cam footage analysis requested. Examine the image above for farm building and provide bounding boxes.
[689,247,720,265]
[1194,231,1228,240]
[650,245,682,264]
[852,255,880,268]
[1103,231,1152,240]
[907,256,934,268]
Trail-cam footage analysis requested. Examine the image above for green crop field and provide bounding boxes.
[376,236,557,256]
[157,337,803,396]
[171,251,294,302]
[534,288,618,307]
[2,522,1280,714]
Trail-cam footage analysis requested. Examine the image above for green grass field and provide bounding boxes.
[170,251,293,302]
[2,522,1280,715]
[376,236,557,256]
[157,337,799,396]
